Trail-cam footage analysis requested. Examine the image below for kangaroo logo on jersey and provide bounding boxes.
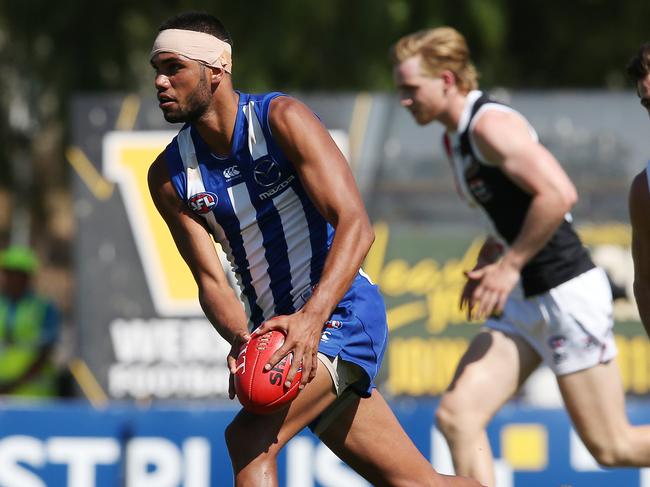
[189,192,218,214]
[253,157,282,187]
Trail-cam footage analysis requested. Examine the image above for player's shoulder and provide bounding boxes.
[268,93,298,110]
[629,168,650,233]
[268,95,315,128]
[473,105,526,134]
[629,167,650,207]
[471,103,533,153]
[147,151,177,207]
[147,151,169,187]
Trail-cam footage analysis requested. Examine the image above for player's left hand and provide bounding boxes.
[252,311,322,390]
[463,259,520,320]
[227,331,251,400]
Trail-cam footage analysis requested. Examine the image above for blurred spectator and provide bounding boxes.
[0,246,61,397]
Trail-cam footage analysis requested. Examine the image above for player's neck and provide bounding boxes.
[194,87,240,157]
[440,91,468,133]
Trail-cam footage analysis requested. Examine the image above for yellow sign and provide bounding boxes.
[364,222,483,333]
[103,131,204,316]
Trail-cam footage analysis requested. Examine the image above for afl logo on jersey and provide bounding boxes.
[253,157,282,187]
[188,192,218,214]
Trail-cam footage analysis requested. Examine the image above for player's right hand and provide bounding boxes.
[252,311,322,390]
[460,271,479,320]
[463,259,519,321]
[460,257,491,319]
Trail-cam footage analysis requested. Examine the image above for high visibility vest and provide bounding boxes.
[0,295,59,397]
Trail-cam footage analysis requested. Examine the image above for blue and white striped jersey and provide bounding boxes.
[164,92,335,327]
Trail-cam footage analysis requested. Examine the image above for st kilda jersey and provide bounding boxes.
[443,90,594,297]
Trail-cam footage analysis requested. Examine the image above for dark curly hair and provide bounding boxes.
[626,42,650,83]
[159,11,232,47]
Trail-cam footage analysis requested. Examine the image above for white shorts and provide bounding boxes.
[310,353,364,437]
[317,352,363,396]
[484,267,617,376]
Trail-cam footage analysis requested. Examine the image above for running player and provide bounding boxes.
[392,27,650,487]
[148,12,482,487]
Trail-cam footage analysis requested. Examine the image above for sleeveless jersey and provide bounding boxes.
[164,92,335,327]
[443,90,594,297]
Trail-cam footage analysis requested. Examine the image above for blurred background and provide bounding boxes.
[1,1,650,486]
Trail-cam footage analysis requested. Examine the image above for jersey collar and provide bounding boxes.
[454,90,483,134]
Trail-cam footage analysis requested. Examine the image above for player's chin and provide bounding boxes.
[162,110,187,123]
[414,111,435,125]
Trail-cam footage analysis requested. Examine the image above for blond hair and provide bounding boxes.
[391,27,479,92]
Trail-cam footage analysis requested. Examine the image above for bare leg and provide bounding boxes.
[225,365,338,487]
[435,330,541,486]
[319,389,484,487]
[558,359,650,466]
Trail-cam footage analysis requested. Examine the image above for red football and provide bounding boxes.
[234,330,302,414]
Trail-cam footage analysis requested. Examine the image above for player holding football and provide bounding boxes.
[148,11,482,487]
[392,27,650,487]
[627,42,650,339]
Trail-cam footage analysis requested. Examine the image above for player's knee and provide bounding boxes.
[436,394,484,443]
[583,435,630,467]
[590,445,621,467]
[436,400,463,439]
[225,418,279,468]
[224,421,241,458]
[224,420,256,463]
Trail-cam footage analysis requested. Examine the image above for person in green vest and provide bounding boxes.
[0,246,61,397]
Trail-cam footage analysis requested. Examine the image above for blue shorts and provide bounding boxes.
[317,272,388,397]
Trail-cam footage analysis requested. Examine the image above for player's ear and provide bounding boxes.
[209,66,225,87]
[440,70,457,91]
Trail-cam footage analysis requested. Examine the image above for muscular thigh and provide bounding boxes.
[441,329,541,422]
[319,389,439,487]
[558,360,629,441]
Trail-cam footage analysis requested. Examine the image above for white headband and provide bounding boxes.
[150,28,232,74]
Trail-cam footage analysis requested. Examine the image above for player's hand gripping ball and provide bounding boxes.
[234,330,302,414]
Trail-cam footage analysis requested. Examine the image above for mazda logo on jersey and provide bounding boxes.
[189,192,218,214]
[253,158,282,187]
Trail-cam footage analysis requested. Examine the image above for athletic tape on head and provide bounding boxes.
[150,28,232,73]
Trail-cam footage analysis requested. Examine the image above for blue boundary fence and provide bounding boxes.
[0,399,649,487]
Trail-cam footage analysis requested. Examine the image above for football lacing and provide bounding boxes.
[257,331,273,350]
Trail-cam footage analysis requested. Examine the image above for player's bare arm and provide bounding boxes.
[630,169,650,338]
[148,153,250,397]
[464,110,577,319]
[252,96,375,388]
